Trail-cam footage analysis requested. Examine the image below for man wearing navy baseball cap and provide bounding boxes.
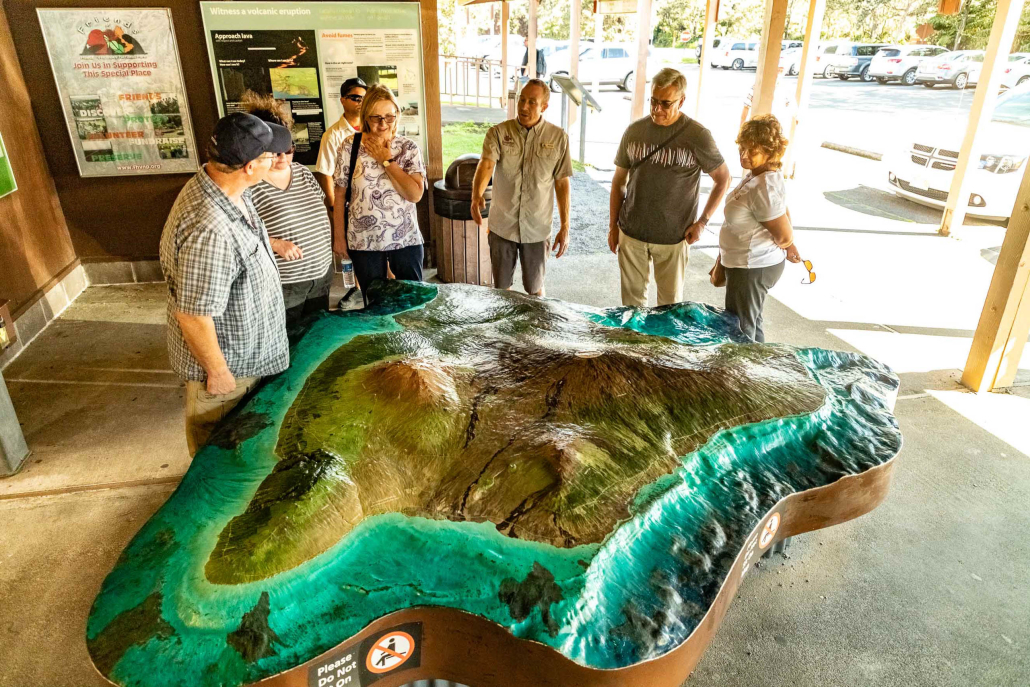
[159,111,295,456]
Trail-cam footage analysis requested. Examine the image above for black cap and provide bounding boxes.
[341,77,367,98]
[209,112,292,166]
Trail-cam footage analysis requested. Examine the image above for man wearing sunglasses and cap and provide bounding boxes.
[314,77,367,210]
[159,111,293,456]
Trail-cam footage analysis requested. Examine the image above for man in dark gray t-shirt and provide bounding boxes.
[609,68,731,307]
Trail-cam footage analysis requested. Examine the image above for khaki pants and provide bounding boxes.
[617,233,689,307]
[184,376,260,457]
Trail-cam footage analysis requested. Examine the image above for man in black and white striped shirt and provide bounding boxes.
[245,95,335,329]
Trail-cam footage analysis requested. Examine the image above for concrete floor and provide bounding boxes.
[1,249,1028,686]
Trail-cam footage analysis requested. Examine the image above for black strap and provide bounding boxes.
[342,132,362,252]
[631,117,689,170]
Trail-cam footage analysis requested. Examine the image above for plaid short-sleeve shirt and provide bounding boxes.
[159,167,289,382]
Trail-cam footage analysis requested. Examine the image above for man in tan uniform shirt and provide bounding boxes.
[470,79,572,296]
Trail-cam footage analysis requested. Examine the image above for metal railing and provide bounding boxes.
[439,54,520,108]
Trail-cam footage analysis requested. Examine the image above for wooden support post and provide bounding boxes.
[962,169,1030,391]
[938,0,1022,237]
[501,0,509,106]
[419,0,444,269]
[570,0,581,127]
[528,0,538,79]
[752,0,789,117]
[694,0,718,119]
[593,11,603,95]
[630,0,653,121]
[784,0,826,178]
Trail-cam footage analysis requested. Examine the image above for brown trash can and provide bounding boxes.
[433,154,493,286]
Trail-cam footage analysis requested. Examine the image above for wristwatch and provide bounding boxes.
[382,159,391,168]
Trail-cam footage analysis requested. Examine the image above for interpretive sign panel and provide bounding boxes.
[37,8,199,177]
[200,2,428,165]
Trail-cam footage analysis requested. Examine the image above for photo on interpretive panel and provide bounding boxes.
[158,140,188,159]
[291,122,310,145]
[75,117,109,141]
[270,68,320,99]
[70,95,105,120]
[152,114,185,138]
[357,65,399,95]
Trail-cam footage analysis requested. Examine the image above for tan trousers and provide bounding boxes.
[617,233,689,307]
[184,375,260,457]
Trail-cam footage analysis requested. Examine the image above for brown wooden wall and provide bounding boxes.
[2,0,442,263]
[0,2,78,318]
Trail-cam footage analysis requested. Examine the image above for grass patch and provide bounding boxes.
[681,57,699,64]
[443,121,589,174]
[442,122,493,169]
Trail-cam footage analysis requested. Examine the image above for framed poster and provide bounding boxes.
[37,8,199,177]
[200,2,428,166]
[0,132,15,199]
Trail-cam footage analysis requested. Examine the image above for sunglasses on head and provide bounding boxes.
[801,259,816,285]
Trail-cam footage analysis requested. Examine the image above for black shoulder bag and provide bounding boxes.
[342,132,363,252]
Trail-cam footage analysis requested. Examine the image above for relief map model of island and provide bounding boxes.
[87,281,903,687]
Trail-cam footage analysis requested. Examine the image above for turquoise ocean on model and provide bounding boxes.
[86,281,902,686]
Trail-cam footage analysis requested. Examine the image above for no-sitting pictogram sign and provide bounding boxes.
[759,512,781,549]
[365,630,415,674]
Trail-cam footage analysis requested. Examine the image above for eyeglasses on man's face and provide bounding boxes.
[650,97,680,110]
[368,115,397,126]
[343,94,364,103]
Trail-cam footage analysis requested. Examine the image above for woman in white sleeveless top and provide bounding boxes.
[719,115,802,342]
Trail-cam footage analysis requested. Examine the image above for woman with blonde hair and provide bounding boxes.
[333,83,425,301]
[716,114,803,342]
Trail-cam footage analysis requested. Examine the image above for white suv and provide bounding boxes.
[869,45,949,86]
[887,84,1030,219]
[714,39,758,70]
[576,43,657,91]
[916,50,985,89]
[812,43,843,77]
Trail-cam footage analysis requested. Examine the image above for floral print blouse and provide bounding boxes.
[333,134,426,252]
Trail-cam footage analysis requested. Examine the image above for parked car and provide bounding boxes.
[812,43,842,77]
[713,39,759,70]
[916,50,985,89]
[780,47,802,76]
[478,34,525,65]
[575,43,657,91]
[887,83,1030,219]
[998,53,1030,89]
[828,43,890,81]
[696,37,723,64]
[782,40,803,51]
[869,45,949,86]
[543,41,596,90]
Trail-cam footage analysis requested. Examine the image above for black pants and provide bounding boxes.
[282,262,334,330]
[724,260,785,343]
[350,245,424,304]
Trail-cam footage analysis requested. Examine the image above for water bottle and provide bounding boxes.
[338,258,356,289]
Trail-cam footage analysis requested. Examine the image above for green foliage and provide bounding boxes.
[442,122,492,170]
[927,0,1030,52]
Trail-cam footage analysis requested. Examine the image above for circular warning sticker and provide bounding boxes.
[759,512,781,549]
[365,631,415,674]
